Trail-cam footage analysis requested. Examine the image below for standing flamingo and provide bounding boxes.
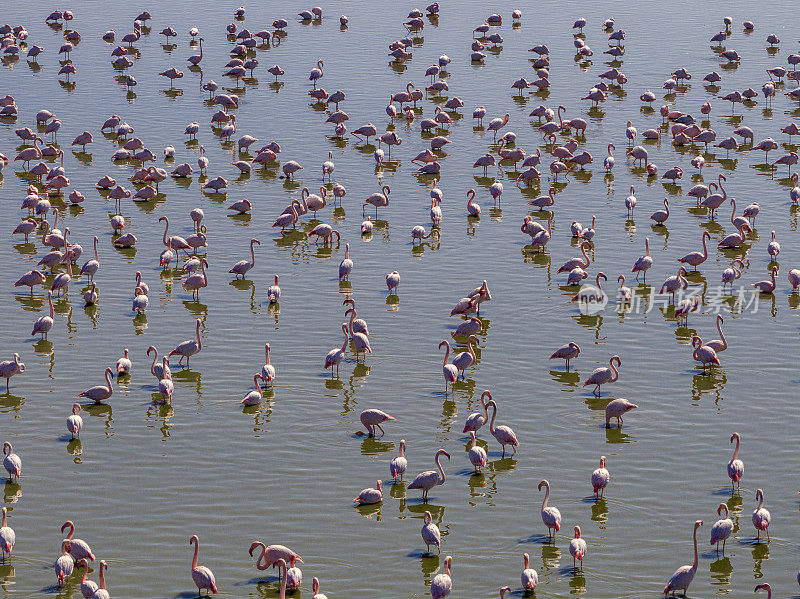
[569,526,587,568]
[408,449,450,501]
[360,409,395,437]
[430,555,452,599]
[229,238,260,279]
[241,374,266,406]
[486,400,519,456]
[710,503,733,554]
[61,520,95,561]
[678,231,710,270]
[538,479,562,538]
[189,535,218,596]
[591,456,610,498]
[583,355,621,395]
[705,316,727,353]
[55,540,74,587]
[520,553,538,591]
[0,507,14,560]
[550,342,581,370]
[261,343,276,384]
[438,341,458,393]
[752,489,771,542]
[663,520,702,597]
[752,266,778,293]
[421,510,441,554]
[451,335,479,378]
[169,319,202,366]
[463,390,491,433]
[78,368,114,403]
[76,558,98,598]
[93,560,110,599]
[390,439,407,481]
[2,443,20,482]
[467,431,487,473]
[324,325,348,375]
[67,404,83,438]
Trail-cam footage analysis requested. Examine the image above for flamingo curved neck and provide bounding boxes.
[541,482,550,511]
[435,453,446,485]
[191,539,199,569]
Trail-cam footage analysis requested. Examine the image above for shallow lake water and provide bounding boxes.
[1,0,800,597]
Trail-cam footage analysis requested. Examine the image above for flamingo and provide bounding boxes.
[674,295,700,326]
[451,335,479,378]
[343,301,369,336]
[353,480,382,505]
[66,404,83,439]
[463,390,491,433]
[538,479,562,538]
[663,520,702,597]
[438,341,458,393]
[390,439,407,482]
[55,540,74,587]
[0,507,13,561]
[80,236,100,282]
[147,346,171,381]
[430,555,452,599]
[467,430,487,473]
[76,558,98,598]
[261,344,276,384]
[583,355,621,395]
[752,489,771,542]
[248,542,303,571]
[651,198,670,225]
[169,319,202,366]
[603,143,615,171]
[312,578,327,599]
[550,342,581,370]
[721,260,743,289]
[605,398,638,426]
[360,409,394,437]
[78,368,114,403]
[241,374,266,406]
[569,526,587,568]
[2,443,20,482]
[755,583,772,599]
[286,556,302,590]
[466,189,481,216]
[678,232,710,271]
[789,269,800,291]
[710,503,733,554]
[625,185,637,216]
[692,336,719,372]
[767,231,780,260]
[324,325,348,375]
[339,244,353,280]
[718,222,752,249]
[752,266,778,293]
[116,348,132,375]
[454,317,482,337]
[189,535,218,596]
[557,242,591,273]
[705,316,728,353]
[229,238,260,279]
[421,510,441,554]
[486,399,519,456]
[660,267,688,302]
[61,520,94,561]
[631,237,653,281]
[408,449,450,501]
[592,456,610,498]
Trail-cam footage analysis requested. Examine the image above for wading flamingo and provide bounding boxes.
[486,400,519,456]
[583,355,621,395]
[408,449,450,501]
[663,520,702,597]
[538,479,562,538]
[189,535,218,596]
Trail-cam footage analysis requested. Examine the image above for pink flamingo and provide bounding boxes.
[93,560,110,599]
[353,480,382,504]
[692,336,719,372]
[78,368,114,403]
[190,535,217,595]
[752,489,771,542]
[248,542,303,571]
[169,319,202,366]
[390,439,407,481]
[583,355,621,395]
[755,583,772,599]
[2,443,20,482]
[663,520,702,597]
[592,456,610,498]
[569,526,587,568]
[605,398,637,426]
[324,325,348,375]
[67,404,83,439]
[468,431,487,473]
[229,238,260,279]
[55,540,74,587]
[261,344,276,384]
[752,266,778,293]
[705,316,728,353]
[521,553,538,590]
[678,231,710,270]
[451,335,479,378]
[0,354,25,390]
[631,237,653,281]
[421,510,441,554]
[360,409,395,437]
[710,503,733,554]
[660,267,688,302]
[241,374,266,406]
[650,198,669,225]
[31,291,55,339]
[466,189,481,216]
[550,342,581,370]
[286,555,302,590]
[438,341,458,393]
[430,555,452,599]
[61,521,95,561]
[76,558,98,598]
[408,449,450,501]
[486,399,519,456]
[463,390,491,433]
[0,507,14,560]
[538,479,561,538]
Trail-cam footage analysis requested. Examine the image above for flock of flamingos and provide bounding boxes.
[1,2,800,598]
